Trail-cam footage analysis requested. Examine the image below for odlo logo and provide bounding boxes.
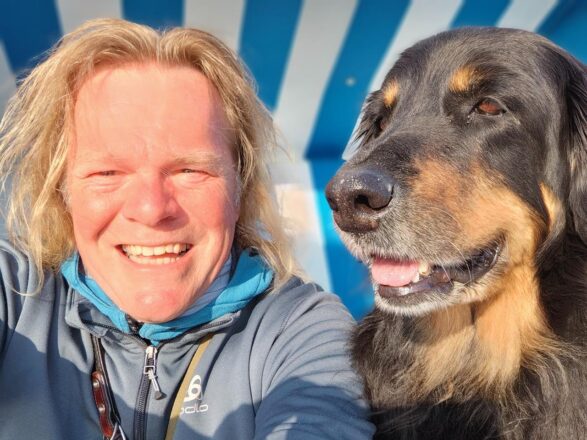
[181,374,209,414]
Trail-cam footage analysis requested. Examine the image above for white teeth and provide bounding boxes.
[121,243,190,258]
[128,255,180,265]
[419,261,431,276]
[411,272,420,283]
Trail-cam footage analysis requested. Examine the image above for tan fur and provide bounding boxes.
[402,159,558,402]
[474,264,547,390]
[449,65,483,94]
[413,305,475,399]
[412,161,542,257]
[410,159,465,212]
[540,183,563,233]
[382,81,399,108]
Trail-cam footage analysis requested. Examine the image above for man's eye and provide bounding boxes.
[92,170,119,177]
[180,168,211,176]
[176,168,212,184]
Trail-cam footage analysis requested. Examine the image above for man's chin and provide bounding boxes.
[114,290,193,324]
[123,307,185,324]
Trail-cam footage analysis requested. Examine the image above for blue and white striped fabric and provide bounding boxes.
[1,0,586,317]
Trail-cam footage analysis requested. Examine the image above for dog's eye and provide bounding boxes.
[377,115,393,133]
[474,98,505,116]
[378,118,387,132]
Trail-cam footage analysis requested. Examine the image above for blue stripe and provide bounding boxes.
[538,0,575,33]
[239,0,303,111]
[544,1,587,63]
[122,0,183,29]
[451,0,511,28]
[539,0,587,62]
[310,159,374,319]
[305,0,410,159]
[0,0,62,75]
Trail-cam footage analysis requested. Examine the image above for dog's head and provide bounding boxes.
[326,28,587,316]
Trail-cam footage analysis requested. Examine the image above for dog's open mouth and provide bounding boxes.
[372,243,501,298]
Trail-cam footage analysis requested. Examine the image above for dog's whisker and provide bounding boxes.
[445,239,473,284]
[422,205,464,230]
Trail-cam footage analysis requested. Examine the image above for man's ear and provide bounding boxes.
[564,57,587,243]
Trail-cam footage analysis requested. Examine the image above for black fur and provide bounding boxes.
[327,28,587,439]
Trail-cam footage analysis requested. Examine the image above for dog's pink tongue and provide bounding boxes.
[371,258,419,287]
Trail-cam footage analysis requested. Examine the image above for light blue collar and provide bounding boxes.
[61,249,274,345]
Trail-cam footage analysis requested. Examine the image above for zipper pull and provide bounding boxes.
[144,346,165,400]
[126,314,143,334]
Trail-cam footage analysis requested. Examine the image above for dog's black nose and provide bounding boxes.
[325,166,395,233]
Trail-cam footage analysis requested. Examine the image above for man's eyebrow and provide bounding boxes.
[167,152,233,172]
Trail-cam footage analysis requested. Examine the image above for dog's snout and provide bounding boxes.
[325,167,395,233]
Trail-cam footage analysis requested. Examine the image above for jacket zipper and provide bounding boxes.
[81,319,229,439]
[144,346,164,400]
[134,344,165,440]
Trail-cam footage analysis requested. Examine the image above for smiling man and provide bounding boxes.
[0,19,373,440]
[68,64,239,324]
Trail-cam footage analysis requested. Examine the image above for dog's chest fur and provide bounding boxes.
[353,302,587,440]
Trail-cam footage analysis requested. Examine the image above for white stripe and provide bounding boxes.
[271,160,332,291]
[497,0,559,30]
[56,0,122,33]
[272,0,358,159]
[0,42,16,116]
[343,0,463,159]
[368,0,464,93]
[183,0,245,51]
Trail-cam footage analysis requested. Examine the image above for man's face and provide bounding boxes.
[67,64,239,323]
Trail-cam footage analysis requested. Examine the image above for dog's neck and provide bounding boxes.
[359,234,583,411]
[406,262,558,402]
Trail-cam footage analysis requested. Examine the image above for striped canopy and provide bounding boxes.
[1,0,586,317]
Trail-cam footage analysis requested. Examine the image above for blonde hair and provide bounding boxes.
[0,18,298,287]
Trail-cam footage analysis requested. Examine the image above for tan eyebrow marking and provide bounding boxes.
[382,81,399,107]
[449,65,483,93]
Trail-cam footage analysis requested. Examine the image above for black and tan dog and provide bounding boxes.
[326,28,587,439]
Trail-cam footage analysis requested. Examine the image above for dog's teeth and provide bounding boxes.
[419,261,431,276]
[411,272,420,283]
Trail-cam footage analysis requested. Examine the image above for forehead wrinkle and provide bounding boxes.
[68,144,125,168]
[69,147,233,173]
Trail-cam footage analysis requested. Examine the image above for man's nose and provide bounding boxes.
[121,173,180,226]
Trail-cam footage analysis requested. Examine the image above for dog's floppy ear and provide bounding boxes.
[563,56,587,243]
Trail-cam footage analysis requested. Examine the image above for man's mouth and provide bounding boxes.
[120,243,192,265]
[371,243,501,297]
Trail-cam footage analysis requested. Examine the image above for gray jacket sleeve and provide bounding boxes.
[252,285,375,439]
[0,238,35,356]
